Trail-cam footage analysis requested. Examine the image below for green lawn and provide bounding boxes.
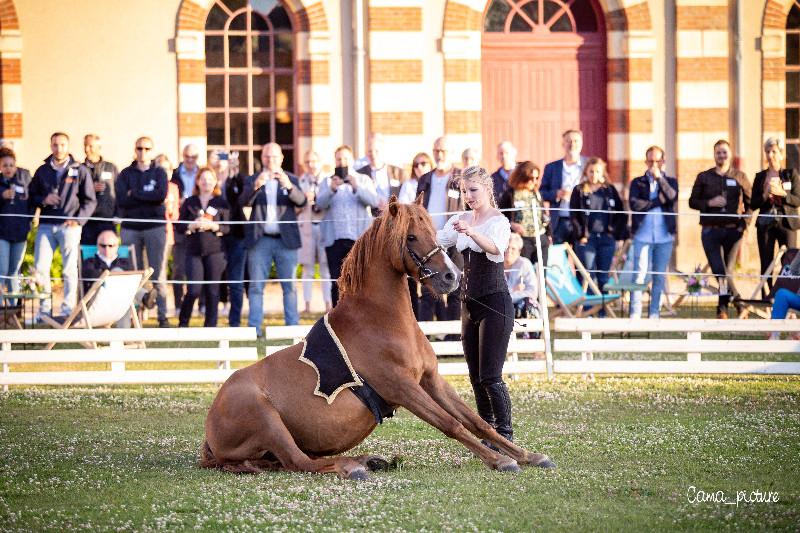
[1,375,798,531]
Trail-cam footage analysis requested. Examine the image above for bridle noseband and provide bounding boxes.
[407,243,446,281]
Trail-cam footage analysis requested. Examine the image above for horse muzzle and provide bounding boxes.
[429,253,460,295]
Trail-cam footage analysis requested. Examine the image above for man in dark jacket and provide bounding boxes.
[168,143,200,312]
[490,140,517,201]
[30,132,97,317]
[540,129,588,244]
[116,136,170,327]
[80,134,119,245]
[689,139,752,318]
[211,149,248,327]
[240,142,306,334]
[415,136,463,324]
[81,229,132,293]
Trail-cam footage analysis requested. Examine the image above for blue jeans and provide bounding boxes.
[0,239,26,294]
[575,233,616,292]
[631,239,674,318]
[34,223,82,315]
[247,235,299,332]
[771,288,800,319]
[223,237,247,327]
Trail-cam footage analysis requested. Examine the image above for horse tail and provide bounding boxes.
[198,440,221,469]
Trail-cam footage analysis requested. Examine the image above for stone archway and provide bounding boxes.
[175,0,330,170]
[441,0,653,183]
[0,0,22,148]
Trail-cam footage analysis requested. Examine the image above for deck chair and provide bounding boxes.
[545,243,620,318]
[738,246,791,319]
[41,268,153,349]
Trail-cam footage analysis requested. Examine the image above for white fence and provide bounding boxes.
[2,318,800,387]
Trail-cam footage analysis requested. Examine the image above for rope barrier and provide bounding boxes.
[0,204,792,224]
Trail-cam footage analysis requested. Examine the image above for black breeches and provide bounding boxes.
[461,291,514,386]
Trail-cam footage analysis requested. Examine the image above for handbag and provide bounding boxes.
[756,205,779,229]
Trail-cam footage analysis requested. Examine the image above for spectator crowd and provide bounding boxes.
[1,127,799,331]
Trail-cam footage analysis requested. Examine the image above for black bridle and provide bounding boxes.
[407,243,446,281]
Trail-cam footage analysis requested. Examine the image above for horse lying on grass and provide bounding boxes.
[200,195,555,479]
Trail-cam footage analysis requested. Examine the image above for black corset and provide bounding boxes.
[460,248,508,299]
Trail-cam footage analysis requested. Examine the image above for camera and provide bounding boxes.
[334,166,348,180]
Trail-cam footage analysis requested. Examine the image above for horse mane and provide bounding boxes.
[338,202,429,298]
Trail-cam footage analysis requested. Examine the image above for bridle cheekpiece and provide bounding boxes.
[407,243,445,281]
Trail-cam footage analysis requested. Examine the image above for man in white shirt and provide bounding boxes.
[356,133,406,215]
[540,129,588,244]
[415,136,463,323]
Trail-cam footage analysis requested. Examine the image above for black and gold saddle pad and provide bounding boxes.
[299,314,394,424]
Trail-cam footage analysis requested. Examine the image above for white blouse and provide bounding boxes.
[436,214,511,263]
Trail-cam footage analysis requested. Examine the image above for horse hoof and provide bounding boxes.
[535,458,556,469]
[365,457,390,472]
[347,468,370,481]
[497,460,522,473]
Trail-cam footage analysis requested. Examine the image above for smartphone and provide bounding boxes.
[334,166,347,180]
[218,152,229,161]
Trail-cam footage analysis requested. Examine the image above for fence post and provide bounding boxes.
[109,340,125,373]
[2,342,9,392]
[687,331,701,362]
[218,339,231,370]
[530,201,554,379]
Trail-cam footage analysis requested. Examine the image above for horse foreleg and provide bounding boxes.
[423,374,555,469]
[386,378,520,472]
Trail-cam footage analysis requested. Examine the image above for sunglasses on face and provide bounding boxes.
[136,147,152,152]
[414,161,429,167]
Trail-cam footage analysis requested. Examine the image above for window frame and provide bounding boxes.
[205,0,295,175]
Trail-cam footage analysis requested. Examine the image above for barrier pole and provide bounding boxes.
[530,200,554,379]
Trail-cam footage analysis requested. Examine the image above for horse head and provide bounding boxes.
[388,193,460,295]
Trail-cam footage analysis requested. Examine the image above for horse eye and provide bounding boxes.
[407,235,417,242]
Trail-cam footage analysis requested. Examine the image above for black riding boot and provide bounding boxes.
[485,381,513,442]
[471,381,495,426]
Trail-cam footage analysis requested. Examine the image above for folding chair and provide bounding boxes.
[604,240,648,317]
[738,246,791,319]
[41,268,153,349]
[545,243,620,318]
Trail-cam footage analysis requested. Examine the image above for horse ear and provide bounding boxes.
[414,192,424,205]
[388,195,399,217]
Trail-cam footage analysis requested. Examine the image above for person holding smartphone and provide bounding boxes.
[240,143,306,334]
[315,145,378,306]
[177,167,230,327]
[689,139,752,318]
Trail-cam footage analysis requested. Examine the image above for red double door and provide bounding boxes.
[481,20,607,169]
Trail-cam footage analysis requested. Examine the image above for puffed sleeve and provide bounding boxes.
[484,215,511,263]
[436,214,459,248]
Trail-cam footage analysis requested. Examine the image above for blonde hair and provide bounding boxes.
[508,232,523,249]
[460,166,497,207]
[580,157,609,194]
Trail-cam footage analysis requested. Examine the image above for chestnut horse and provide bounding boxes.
[200,196,555,479]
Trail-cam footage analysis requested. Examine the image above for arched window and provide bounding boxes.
[205,0,295,174]
[484,0,598,34]
[787,1,800,168]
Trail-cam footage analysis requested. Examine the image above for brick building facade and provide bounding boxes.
[0,0,798,267]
